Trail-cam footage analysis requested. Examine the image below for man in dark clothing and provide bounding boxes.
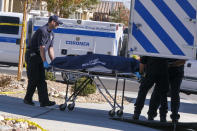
[24,15,63,107]
[133,56,169,122]
[148,59,185,122]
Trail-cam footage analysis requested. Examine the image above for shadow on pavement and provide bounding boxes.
[131,97,197,115]
[0,94,196,130]
[0,95,151,131]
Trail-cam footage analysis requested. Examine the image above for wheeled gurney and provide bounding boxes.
[50,54,139,117]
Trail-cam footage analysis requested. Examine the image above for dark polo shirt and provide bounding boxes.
[28,24,54,52]
[140,56,168,75]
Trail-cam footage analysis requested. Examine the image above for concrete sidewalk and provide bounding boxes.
[0,91,197,131]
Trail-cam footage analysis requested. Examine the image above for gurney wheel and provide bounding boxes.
[68,103,75,111]
[108,110,115,117]
[59,104,67,111]
[117,110,123,117]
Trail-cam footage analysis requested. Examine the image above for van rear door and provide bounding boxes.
[128,0,197,59]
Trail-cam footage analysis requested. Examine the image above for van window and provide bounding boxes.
[0,16,20,35]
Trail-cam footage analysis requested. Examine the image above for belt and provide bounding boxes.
[29,52,37,57]
[27,49,40,57]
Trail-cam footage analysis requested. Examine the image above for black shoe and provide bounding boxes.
[160,117,167,122]
[148,116,154,121]
[40,101,56,107]
[132,113,139,120]
[23,99,35,106]
[170,114,180,123]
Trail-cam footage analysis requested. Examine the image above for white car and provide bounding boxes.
[184,60,197,80]
[181,60,197,95]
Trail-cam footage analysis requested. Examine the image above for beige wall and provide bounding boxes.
[69,10,93,20]
[0,0,4,11]
[0,0,13,12]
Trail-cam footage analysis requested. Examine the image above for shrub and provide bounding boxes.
[71,77,96,96]
[45,71,56,81]
[0,76,11,87]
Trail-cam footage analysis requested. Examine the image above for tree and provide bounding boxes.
[13,0,43,13]
[43,0,98,18]
[109,6,129,26]
[13,0,98,18]
[109,7,122,23]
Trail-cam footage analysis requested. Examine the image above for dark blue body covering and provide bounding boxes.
[50,54,139,73]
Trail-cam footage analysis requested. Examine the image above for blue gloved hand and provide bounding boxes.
[135,72,141,80]
[43,61,49,69]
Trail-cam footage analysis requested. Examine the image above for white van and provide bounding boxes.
[0,12,23,63]
[184,59,197,80]
[33,16,124,57]
[128,0,197,94]
[128,0,197,60]
[0,12,33,64]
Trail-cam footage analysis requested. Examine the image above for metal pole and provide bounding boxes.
[17,0,27,81]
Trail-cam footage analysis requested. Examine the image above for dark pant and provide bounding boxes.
[148,67,183,119]
[24,50,49,103]
[169,68,183,117]
[134,73,169,117]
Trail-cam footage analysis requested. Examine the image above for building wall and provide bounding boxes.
[69,9,93,20]
[0,0,4,11]
[0,0,14,12]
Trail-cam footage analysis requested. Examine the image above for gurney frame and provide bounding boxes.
[51,67,135,117]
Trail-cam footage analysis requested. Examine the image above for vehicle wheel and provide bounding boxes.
[68,103,75,111]
[108,110,115,117]
[117,110,123,117]
[59,104,67,111]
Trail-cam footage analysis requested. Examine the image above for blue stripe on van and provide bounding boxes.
[132,24,159,53]
[152,0,194,46]
[34,26,116,38]
[176,0,196,19]
[135,0,185,56]
[0,36,16,43]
